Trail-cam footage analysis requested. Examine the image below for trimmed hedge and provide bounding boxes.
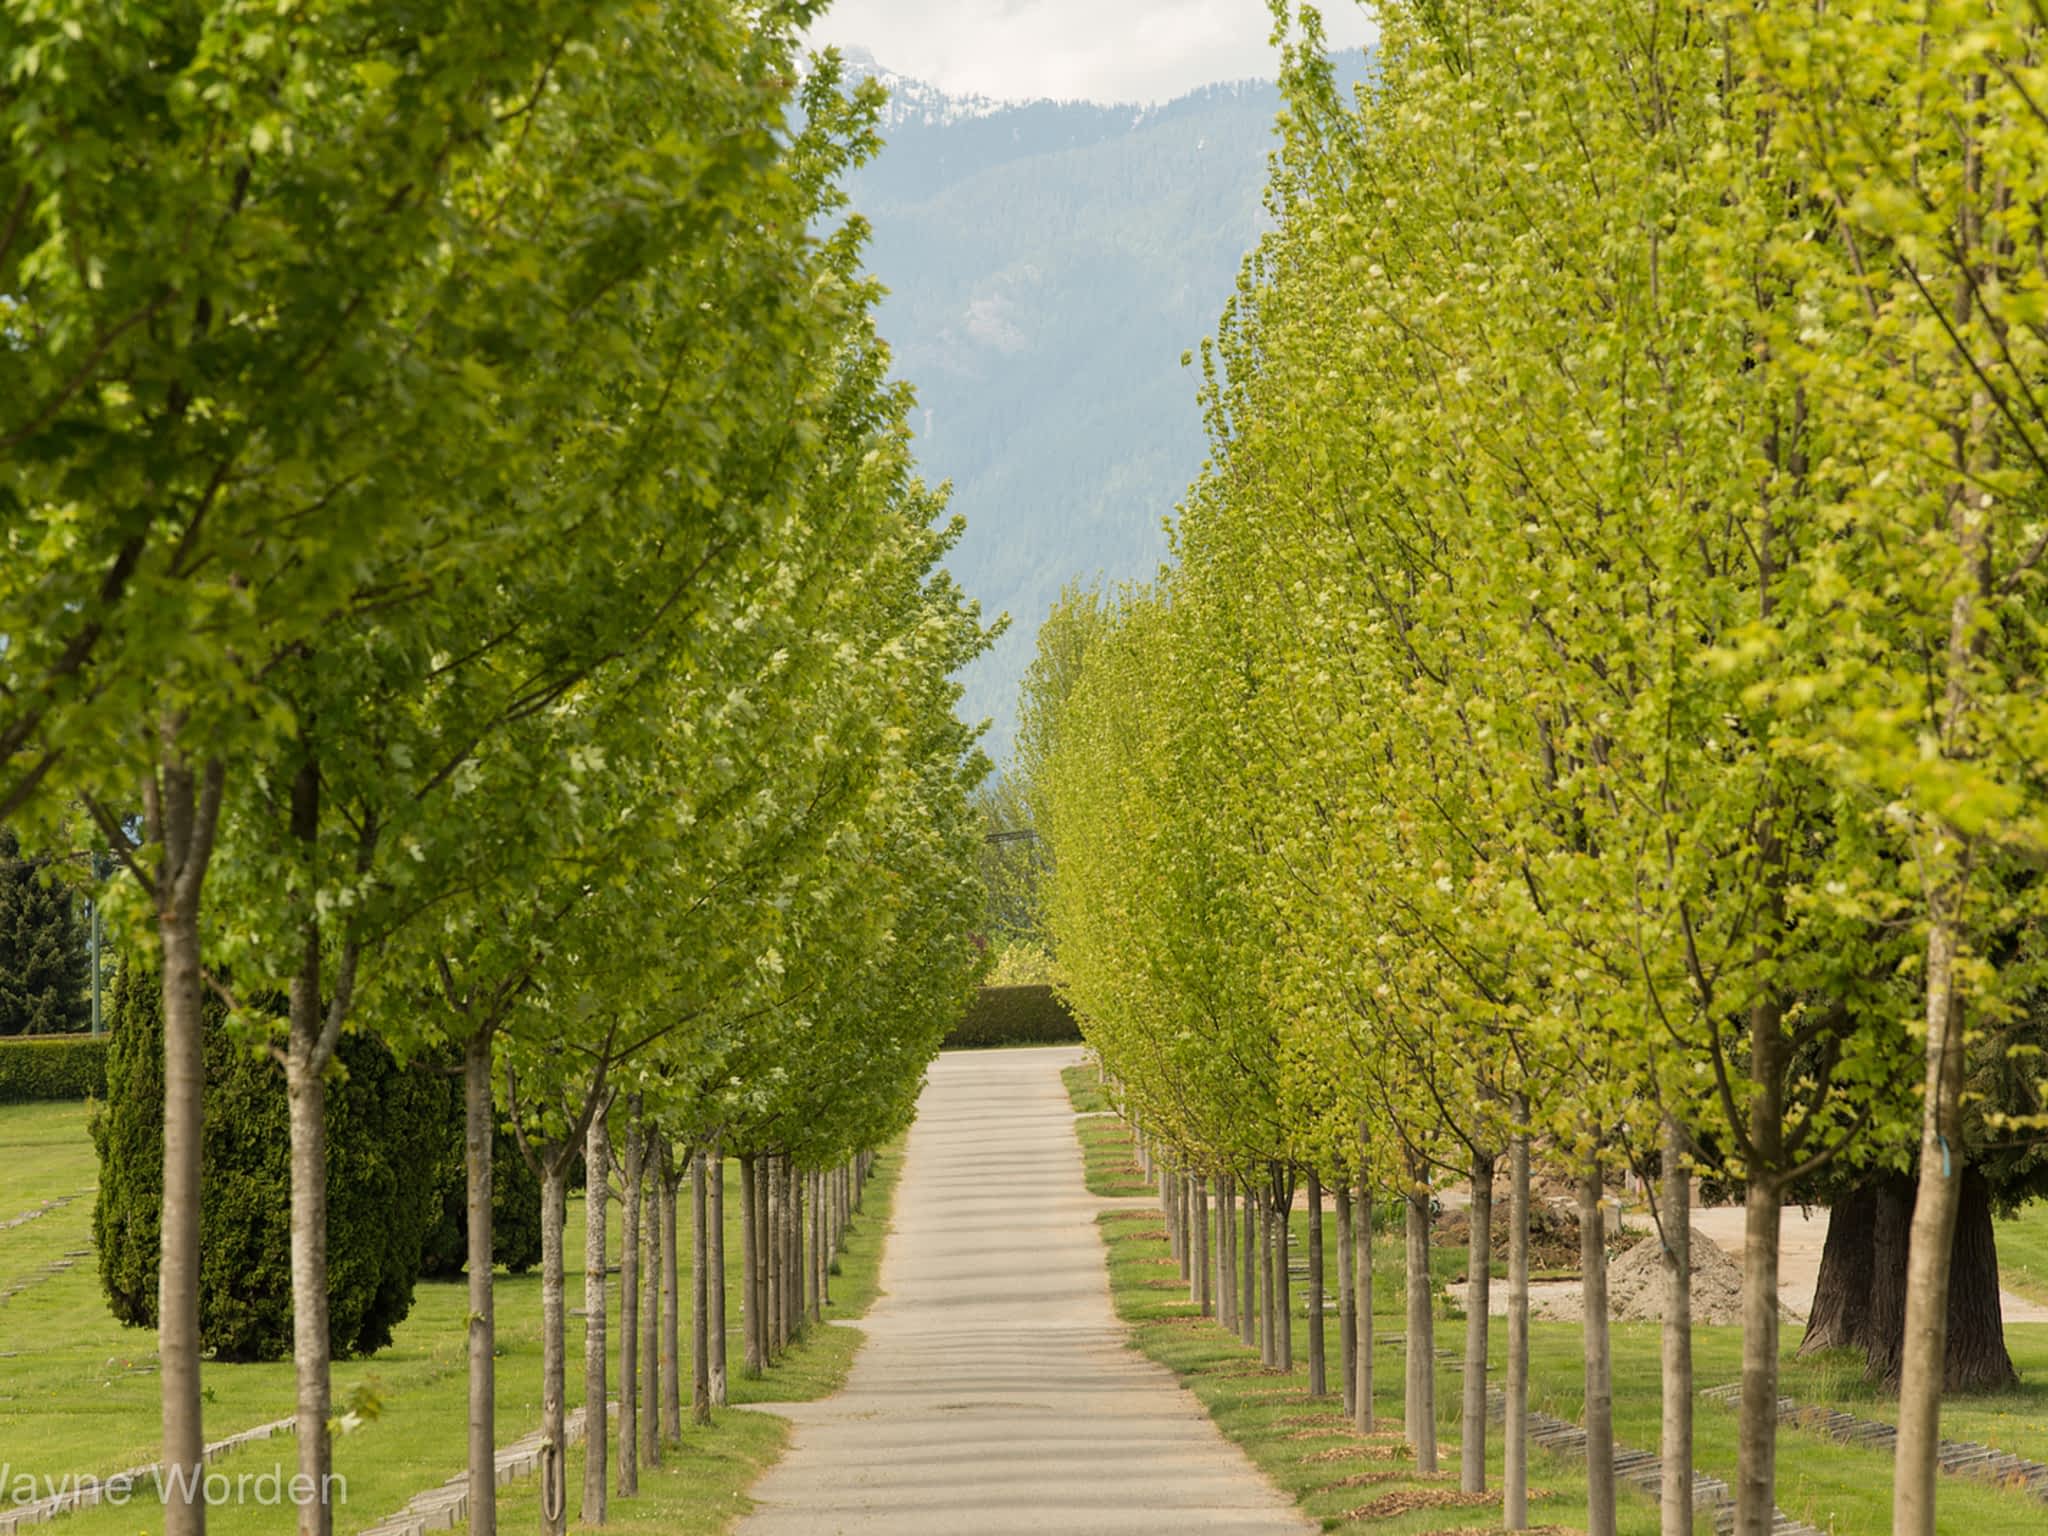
[0,1033,108,1102]
[945,984,1081,1048]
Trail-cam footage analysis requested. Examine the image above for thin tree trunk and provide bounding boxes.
[1220,1174,1237,1333]
[1194,1175,1210,1313]
[809,1169,823,1324]
[1895,921,1969,1536]
[739,1153,761,1379]
[1735,997,1786,1536]
[660,1149,681,1444]
[618,1107,641,1496]
[1404,1173,1436,1471]
[464,1032,499,1536]
[1660,1117,1692,1536]
[1504,1108,1530,1529]
[1580,1164,1615,1536]
[691,1149,711,1427]
[285,1038,334,1536]
[1460,1149,1493,1494]
[767,1155,783,1356]
[641,1154,660,1469]
[153,754,222,1536]
[1259,1190,1276,1366]
[1336,1173,1356,1419]
[1242,1187,1258,1350]
[1276,1166,1293,1371]
[709,1141,727,1406]
[539,1165,569,1536]
[583,1119,610,1524]
[1307,1167,1326,1396]
[1355,1174,1374,1435]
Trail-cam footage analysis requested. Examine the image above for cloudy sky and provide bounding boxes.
[807,1,1377,105]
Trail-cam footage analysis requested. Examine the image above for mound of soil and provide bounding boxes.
[1434,1199,1623,1271]
[1604,1226,1746,1325]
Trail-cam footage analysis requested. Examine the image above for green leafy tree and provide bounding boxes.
[0,828,89,1035]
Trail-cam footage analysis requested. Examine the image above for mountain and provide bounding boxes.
[837,50,1343,762]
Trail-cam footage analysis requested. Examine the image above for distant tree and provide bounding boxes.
[0,828,88,1036]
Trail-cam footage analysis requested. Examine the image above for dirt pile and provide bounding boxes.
[1605,1226,1746,1325]
[1434,1199,1624,1271]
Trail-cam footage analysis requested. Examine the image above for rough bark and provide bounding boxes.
[1403,1177,1436,1472]
[618,1106,641,1496]
[1800,1180,1878,1357]
[1504,1113,1529,1529]
[1659,1118,1691,1536]
[691,1149,711,1427]
[1459,1149,1493,1494]
[709,1140,727,1406]
[539,1166,569,1536]
[1580,1165,1615,1536]
[464,1033,499,1535]
[582,1118,609,1524]
[1336,1174,1356,1420]
[1307,1166,1326,1396]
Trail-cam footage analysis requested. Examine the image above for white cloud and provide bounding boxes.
[806,0,1377,105]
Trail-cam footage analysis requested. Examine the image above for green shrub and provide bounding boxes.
[945,984,1081,1048]
[92,962,450,1362]
[418,1115,544,1279]
[0,1033,108,1101]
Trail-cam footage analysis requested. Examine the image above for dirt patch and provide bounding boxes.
[1287,1426,1360,1441]
[1436,1200,1623,1269]
[1343,1488,1497,1520]
[1605,1226,1749,1326]
[1317,1469,1406,1491]
[1434,1526,1578,1536]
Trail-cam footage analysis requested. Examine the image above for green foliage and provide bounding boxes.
[92,963,446,1361]
[0,828,89,1035]
[418,1120,544,1279]
[0,1032,107,1102]
[946,984,1081,1048]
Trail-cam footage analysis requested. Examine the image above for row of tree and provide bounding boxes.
[1,6,987,1535]
[1023,5,2048,1536]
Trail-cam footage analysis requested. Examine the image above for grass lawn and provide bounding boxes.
[1997,1202,2048,1307]
[0,1100,900,1535]
[1064,1080,2048,1535]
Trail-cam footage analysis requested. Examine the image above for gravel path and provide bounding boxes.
[732,1045,1314,1536]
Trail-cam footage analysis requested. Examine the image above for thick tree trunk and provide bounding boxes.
[1504,1111,1530,1529]
[539,1166,569,1536]
[1580,1165,1615,1536]
[709,1141,727,1406]
[1800,1181,1878,1358]
[583,1119,609,1524]
[691,1150,711,1427]
[1660,1118,1692,1536]
[660,1150,681,1444]
[1404,1176,1436,1472]
[1307,1167,1326,1396]
[618,1108,641,1496]
[1354,1176,1374,1435]
[739,1154,761,1378]
[1938,1168,2016,1392]
[1460,1149,1493,1494]
[1864,1176,1914,1384]
[464,1033,498,1535]
[1336,1174,1356,1420]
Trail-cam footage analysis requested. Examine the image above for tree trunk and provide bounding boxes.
[691,1149,711,1427]
[709,1141,727,1406]
[1459,1149,1493,1494]
[1336,1174,1356,1419]
[1242,1187,1258,1350]
[660,1149,681,1444]
[1735,997,1786,1536]
[583,1119,609,1524]
[1801,1180,1877,1358]
[1307,1167,1326,1396]
[1220,1174,1237,1333]
[618,1107,641,1496]
[1258,1188,1276,1366]
[1195,1174,1211,1315]
[464,1032,498,1536]
[285,1042,333,1536]
[1504,1110,1529,1528]
[1404,1174,1435,1471]
[767,1155,783,1356]
[641,1154,660,1469]
[1275,1165,1293,1371]
[1937,1167,2015,1391]
[1580,1164,1615,1536]
[539,1165,569,1536]
[739,1154,761,1378]
[1354,1175,1374,1435]
[155,763,216,1536]
[788,1158,804,1341]
[809,1168,824,1324]
[1660,1118,1691,1536]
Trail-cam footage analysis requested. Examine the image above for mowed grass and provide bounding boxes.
[1063,1081,2048,1536]
[1060,1062,1113,1115]
[1996,1203,2048,1307]
[0,1100,900,1535]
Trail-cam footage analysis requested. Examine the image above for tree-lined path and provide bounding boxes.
[735,1046,1313,1535]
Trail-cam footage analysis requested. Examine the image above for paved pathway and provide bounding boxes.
[734,1046,1314,1536]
